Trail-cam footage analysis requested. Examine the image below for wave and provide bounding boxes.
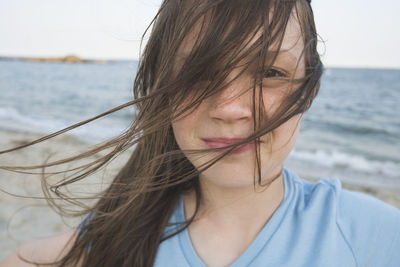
[0,106,129,143]
[288,149,400,179]
[302,117,397,139]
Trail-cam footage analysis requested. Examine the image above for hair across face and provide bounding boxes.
[171,5,307,188]
[137,1,322,151]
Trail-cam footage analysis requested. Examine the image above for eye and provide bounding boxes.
[263,68,287,79]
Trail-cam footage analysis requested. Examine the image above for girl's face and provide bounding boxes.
[172,13,305,189]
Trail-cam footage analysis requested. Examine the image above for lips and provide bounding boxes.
[202,138,260,155]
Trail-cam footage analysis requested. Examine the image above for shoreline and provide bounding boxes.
[0,55,109,64]
[1,127,399,206]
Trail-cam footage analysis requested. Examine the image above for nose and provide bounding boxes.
[208,77,253,123]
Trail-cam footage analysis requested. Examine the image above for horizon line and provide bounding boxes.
[1,54,399,71]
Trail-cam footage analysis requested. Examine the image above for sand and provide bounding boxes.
[0,129,131,260]
[1,129,399,260]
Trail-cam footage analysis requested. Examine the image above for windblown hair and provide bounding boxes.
[0,0,322,266]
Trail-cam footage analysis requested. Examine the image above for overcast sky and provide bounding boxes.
[0,0,399,68]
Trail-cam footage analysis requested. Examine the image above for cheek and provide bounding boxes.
[171,107,201,150]
[261,87,288,117]
[256,116,300,178]
[270,114,301,150]
[172,119,190,150]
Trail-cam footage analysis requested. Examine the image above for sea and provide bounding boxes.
[0,60,399,189]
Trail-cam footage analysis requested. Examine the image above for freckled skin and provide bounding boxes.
[172,13,305,189]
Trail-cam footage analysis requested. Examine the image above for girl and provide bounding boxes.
[2,0,400,266]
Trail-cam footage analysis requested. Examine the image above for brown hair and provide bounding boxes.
[0,0,322,266]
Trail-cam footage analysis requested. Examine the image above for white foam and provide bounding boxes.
[0,107,129,143]
[288,149,400,178]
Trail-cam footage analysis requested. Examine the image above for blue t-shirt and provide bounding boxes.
[154,168,400,267]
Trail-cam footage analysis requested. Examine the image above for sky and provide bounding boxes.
[0,0,399,69]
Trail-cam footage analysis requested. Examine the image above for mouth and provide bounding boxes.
[201,138,260,155]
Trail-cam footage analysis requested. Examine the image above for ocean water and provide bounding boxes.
[285,68,400,188]
[0,60,399,189]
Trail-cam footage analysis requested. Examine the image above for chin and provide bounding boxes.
[199,162,268,189]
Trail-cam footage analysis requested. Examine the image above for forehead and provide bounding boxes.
[274,10,305,65]
[178,8,305,63]
[173,7,307,82]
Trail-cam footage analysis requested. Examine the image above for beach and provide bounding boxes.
[1,128,399,260]
[0,128,131,260]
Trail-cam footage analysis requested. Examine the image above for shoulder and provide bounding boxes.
[337,186,400,224]
[0,229,77,267]
[330,180,400,236]
[336,187,400,266]
[291,172,400,267]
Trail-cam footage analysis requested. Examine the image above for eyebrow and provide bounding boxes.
[267,50,299,66]
[175,49,301,72]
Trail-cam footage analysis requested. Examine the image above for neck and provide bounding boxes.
[184,171,285,229]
